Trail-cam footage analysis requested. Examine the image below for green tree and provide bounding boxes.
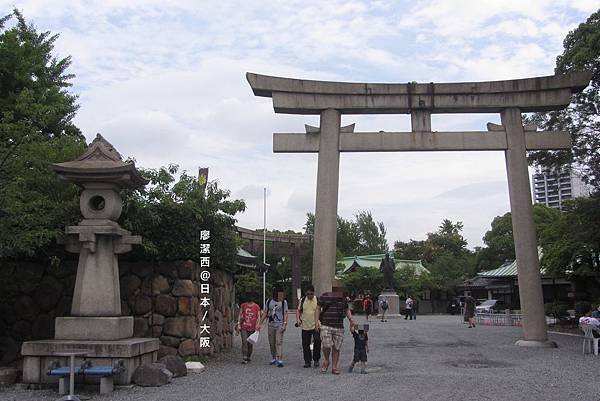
[355,211,389,255]
[422,219,469,264]
[538,194,600,279]
[427,253,475,291]
[340,267,384,296]
[476,213,515,271]
[393,266,431,296]
[0,9,85,259]
[475,205,562,272]
[336,216,360,256]
[120,165,246,270]
[234,272,264,304]
[526,9,600,189]
[304,210,388,257]
[393,239,426,260]
[392,219,473,292]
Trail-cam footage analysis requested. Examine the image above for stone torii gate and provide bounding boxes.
[247,71,591,347]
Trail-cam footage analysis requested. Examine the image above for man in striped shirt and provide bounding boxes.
[315,292,356,375]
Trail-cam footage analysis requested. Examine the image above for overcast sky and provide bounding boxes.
[5,1,598,249]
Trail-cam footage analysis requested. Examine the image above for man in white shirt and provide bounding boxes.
[404,296,413,320]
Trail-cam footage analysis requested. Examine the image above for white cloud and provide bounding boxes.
[4,0,595,248]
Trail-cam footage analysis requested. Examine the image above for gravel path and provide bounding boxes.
[1,314,597,401]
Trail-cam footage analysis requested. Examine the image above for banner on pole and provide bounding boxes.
[198,167,209,193]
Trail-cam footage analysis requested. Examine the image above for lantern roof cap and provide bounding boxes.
[52,133,149,189]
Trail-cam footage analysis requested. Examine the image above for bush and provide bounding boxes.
[353,299,364,314]
[120,165,245,271]
[575,301,592,317]
[544,302,569,318]
[234,272,264,304]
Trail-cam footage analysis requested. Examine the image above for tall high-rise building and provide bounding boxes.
[532,166,590,210]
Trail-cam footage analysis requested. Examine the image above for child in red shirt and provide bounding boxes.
[237,295,262,364]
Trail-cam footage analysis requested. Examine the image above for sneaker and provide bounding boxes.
[270,359,277,365]
[276,360,284,367]
[314,361,319,368]
[303,363,311,368]
[241,360,248,364]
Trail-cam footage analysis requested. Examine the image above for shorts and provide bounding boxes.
[353,349,367,362]
[320,325,344,350]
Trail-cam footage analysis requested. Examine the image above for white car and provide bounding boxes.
[475,299,507,314]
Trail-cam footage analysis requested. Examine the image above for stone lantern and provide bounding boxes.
[51,134,148,340]
[21,134,159,386]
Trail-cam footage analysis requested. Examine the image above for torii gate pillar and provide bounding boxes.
[503,108,549,345]
[313,109,341,295]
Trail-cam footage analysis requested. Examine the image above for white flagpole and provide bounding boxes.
[263,187,267,310]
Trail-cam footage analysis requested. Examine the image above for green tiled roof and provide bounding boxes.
[339,253,429,275]
[477,248,546,277]
[477,260,518,277]
[236,247,269,272]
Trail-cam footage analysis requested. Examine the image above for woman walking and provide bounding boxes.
[464,295,476,328]
[237,292,262,364]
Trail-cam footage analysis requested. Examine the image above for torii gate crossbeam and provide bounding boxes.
[247,71,592,348]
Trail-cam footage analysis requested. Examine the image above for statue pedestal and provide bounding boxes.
[379,290,402,317]
[55,316,133,340]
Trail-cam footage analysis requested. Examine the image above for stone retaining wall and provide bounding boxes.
[0,259,234,367]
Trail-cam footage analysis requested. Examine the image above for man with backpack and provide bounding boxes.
[315,291,356,375]
[405,295,413,320]
[380,297,389,322]
[260,287,289,367]
[295,285,321,368]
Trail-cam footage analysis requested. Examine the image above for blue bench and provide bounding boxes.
[48,360,125,395]
[84,363,125,394]
[48,363,84,395]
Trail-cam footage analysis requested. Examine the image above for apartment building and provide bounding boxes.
[532,167,590,210]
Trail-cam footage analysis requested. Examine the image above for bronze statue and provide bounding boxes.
[379,253,395,290]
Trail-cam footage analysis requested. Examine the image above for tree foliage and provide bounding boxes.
[120,165,246,270]
[475,205,562,272]
[340,267,384,296]
[0,9,85,259]
[526,9,600,190]
[234,272,263,304]
[538,194,600,279]
[394,219,474,291]
[304,210,388,258]
[355,211,389,255]
[394,266,431,297]
[475,213,515,271]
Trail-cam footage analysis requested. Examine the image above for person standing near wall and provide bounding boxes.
[296,285,321,368]
[260,287,289,367]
